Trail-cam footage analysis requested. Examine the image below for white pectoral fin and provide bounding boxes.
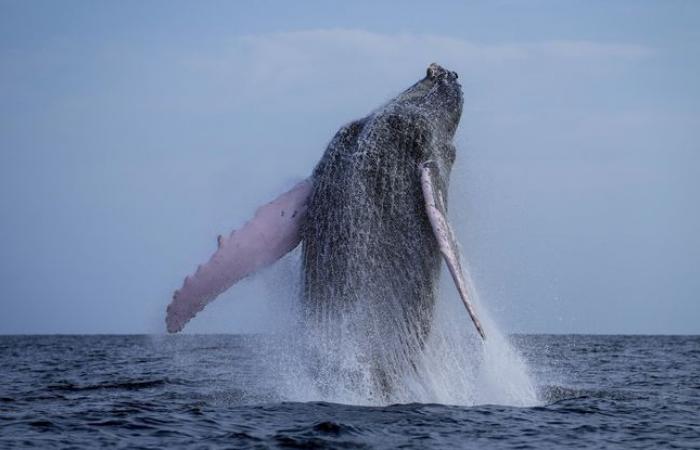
[165,179,313,333]
[420,163,486,340]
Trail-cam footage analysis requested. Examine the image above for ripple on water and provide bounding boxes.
[0,335,698,449]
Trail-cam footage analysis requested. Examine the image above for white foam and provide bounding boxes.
[259,252,542,407]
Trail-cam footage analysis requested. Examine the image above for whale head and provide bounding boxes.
[388,63,463,142]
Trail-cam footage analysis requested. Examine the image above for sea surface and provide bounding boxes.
[1,334,698,449]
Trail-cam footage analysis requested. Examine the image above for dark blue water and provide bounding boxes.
[1,335,698,449]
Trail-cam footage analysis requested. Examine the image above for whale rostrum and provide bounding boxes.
[166,64,485,347]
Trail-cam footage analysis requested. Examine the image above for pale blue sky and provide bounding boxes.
[1,1,698,334]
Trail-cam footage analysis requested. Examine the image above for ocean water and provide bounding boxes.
[1,334,698,449]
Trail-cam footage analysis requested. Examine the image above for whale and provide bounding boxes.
[165,64,485,387]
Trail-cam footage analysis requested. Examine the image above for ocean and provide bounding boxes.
[1,334,698,449]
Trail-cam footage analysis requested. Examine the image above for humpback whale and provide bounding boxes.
[166,64,485,387]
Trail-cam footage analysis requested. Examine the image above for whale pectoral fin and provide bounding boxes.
[420,163,486,340]
[165,179,313,333]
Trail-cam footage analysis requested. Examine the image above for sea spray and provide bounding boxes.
[258,250,541,407]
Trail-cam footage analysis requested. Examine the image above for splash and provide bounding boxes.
[259,251,541,407]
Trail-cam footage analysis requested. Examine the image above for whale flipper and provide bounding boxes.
[166,179,312,333]
[420,162,486,340]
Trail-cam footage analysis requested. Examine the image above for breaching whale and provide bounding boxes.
[166,64,485,367]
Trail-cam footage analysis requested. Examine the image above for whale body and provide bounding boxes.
[165,64,485,392]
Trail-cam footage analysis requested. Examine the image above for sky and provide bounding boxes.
[0,1,698,334]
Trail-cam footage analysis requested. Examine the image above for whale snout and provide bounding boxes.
[426,63,458,80]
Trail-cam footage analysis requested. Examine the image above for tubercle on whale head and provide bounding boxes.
[426,63,458,81]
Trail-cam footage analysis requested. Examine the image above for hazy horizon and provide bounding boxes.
[1,1,698,335]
